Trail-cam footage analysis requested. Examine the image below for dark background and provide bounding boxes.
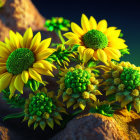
[32,0,140,66]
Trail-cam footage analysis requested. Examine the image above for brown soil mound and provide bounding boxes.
[0,0,45,41]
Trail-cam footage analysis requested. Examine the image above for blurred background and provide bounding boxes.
[32,0,140,65]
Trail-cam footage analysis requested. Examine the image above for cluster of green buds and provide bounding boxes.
[97,61,140,113]
[46,45,75,67]
[44,17,70,32]
[57,65,102,110]
[23,87,66,130]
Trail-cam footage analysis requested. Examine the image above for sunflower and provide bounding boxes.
[57,64,102,110]
[0,28,56,95]
[64,14,128,64]
[97,61,140,113]
[23,87,66,130]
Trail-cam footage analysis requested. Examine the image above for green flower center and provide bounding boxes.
[82,29,108,49]
[6,48,35,75]
[29,92,56,117]
[64,69,91,94]
[120,67,140,90]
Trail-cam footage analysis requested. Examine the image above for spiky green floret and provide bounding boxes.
[82,29,108,49]
[90,100,114,117]
[24,88,66,130]
[57,65,102,110]
[6,48,35,75]
[28,93,56,117]
[99,61,140,113]
[46,45,75,67]
[64,69,91,92]
[45,17,70,32]
[120,67,140,90]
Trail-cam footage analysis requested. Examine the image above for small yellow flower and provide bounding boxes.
[64,14,127,64]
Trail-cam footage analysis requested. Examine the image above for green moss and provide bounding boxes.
[6,48,35,75]
[83,29,108,49]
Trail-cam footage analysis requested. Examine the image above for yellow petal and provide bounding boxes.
[35,60,56,71]
[97,20,108,33]
[35,38,51,53]
[78,46,86,60]
[23,27,33,48]
[9,75,16,99]
[14,74,24,94]
[0,45,10,58]
[104,47,121,61]
[0,72,13,92]
[0,66,7,74]
[106,29,121,39]
[30,32,41,51]
[81,14,90,32]
[63,32,79,39]
[89,94,97,101]
[35,68,54,77]
[21,71,29,84]
[109,38,127,49]
[89,16,97,30]
[97,49,108,64]
[5,37,17,52]
[29,68,43,83]
[36,49,55,61]
[0,41,11,54]
[9,30,20,49]
[16,32,23,47]
[64,38,81,46]
[79,103,86,110]
[0,63,6,67]
[83,48,94,63]
[33,62,45,69]
[71,22,84,37]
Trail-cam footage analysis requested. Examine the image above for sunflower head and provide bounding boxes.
[98,61,140,113]
[64,14,128,64]
[57,64,102,110]
[83,29,108,49]
[0,28,56,96]
[23,87,66,130]
[45,17,70,32]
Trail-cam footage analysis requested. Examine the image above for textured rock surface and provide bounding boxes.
[0,0,45,41]
[51,109,140,140]
[0,124,9,140]
[51,113,128,140]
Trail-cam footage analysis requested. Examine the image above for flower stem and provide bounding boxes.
[57,30,65,45]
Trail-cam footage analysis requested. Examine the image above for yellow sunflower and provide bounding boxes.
[0,28,56,95]
[64,14,128,64]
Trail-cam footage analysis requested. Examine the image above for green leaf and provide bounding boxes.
[3,112,24,121]
[126,102,132,112]
[71,45,79,51]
